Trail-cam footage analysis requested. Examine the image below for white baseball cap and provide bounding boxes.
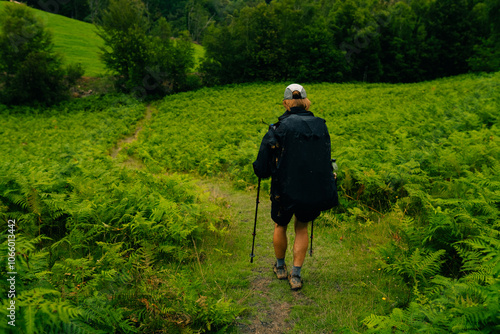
[284,83,307,100]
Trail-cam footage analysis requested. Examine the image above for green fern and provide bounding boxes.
[367,232,500,333]
[363,302,421,333]
[0,288,82,334]
[61,320,108,334]
[384,248,446,287]
[80,295,138,333]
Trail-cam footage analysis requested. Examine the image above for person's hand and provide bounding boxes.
[334,172,337,180]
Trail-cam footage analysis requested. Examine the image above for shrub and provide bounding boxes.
[0,3,82,106]
[96,0,194,97]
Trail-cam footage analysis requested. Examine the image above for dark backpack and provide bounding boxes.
[271,112,338,212]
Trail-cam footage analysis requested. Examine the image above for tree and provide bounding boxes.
[201,0,346,85]
[329,0,385,82]
[186,0,215,42]
[0,3,83,105]
[96,0,194,97]
[468,0,500,72]
[378,1,427,82]
[87,0,110,23]
[97,0,150,92]
[200,24,246,85]
[421,0,475,78]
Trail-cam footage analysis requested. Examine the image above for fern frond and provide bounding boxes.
[80,297,138,334]
[363,304,420,333]
[13,288,81,333]
[386,248,445,287]
[459,234,500,275]
[61,319,107,334]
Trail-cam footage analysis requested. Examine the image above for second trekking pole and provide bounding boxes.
[250,178,261,263]
[309,219,314,256]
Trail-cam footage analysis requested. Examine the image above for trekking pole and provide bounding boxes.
[309,219,315,257]
[250,178,261,263]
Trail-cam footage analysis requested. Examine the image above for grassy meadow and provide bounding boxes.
[1,70,499,332]
[42,11,105,77]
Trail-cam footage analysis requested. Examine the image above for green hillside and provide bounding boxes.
[0,1,106,76]
[0,1,205,77]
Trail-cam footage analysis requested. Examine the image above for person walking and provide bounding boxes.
[253,84,338,291]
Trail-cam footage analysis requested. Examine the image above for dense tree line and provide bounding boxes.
[7,0,500,93]
[201,0,500,84]
[22,0,257,41]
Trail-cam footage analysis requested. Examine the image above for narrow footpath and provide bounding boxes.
[196,179,307,333]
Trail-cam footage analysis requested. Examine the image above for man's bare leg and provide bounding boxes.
[273,223,287,259]
[293,217,309,268]
[287,217,308,289]
[273,223,289,279]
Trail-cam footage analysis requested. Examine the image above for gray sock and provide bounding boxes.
[292,266,302,277]
[276,258,285,267]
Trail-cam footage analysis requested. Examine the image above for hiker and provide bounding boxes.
[253,84,338,291]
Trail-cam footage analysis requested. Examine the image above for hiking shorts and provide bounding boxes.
[271,201,320,226]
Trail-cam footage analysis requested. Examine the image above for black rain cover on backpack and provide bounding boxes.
[271,111,338,212]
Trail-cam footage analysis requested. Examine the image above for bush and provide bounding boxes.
[64,63,85,87]
[96,0,194,97]
[0,3,82,106]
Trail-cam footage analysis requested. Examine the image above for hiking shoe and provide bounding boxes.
[288,274,303,291]
[273,263,288,280]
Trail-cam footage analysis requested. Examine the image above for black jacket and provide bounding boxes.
[253,107,338,211]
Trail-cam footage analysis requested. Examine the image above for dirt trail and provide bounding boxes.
[111,105,303,333]
[199,180,312,333]
[109,104,153,159]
